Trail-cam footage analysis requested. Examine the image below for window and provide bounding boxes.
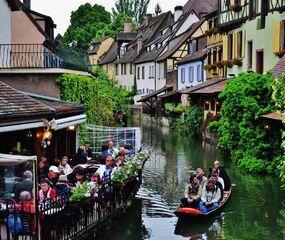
[123,63,127,75]
[130,63,133,74]
[197,64,202,82]
[137,67,140,79]
[189,66,194,83]
[213,48,217,63]
[115,64,119,75]
[218,47,223,62]
[256,50,264,74]
[181,68,185,83]
[208,50,212,65]
[149,66,152,78]
[280,20,285,50]
[249,0,257,20]
[228,34,233,60]
[121,64,124,75]
[142,66,145,79]
[210,99,215,111]
[237,31,243,58]
[189,39,197,54]
[247,41,253,70]
[204,100,210,111]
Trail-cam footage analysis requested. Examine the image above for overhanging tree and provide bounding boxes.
[155,3,162,16]
[112,0,151,25]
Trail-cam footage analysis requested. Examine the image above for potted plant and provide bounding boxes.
[69,181,99,203]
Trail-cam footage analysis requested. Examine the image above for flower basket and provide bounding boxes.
[112,180,124,188]
[274,50,285,58]
[230,4,242,12]
[223,60,233,68]
[232,58,242,66]
[205,64,215,71]
[215,61,224,68]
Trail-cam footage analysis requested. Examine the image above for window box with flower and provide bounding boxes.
[274,50,285,58]
[232,58,242,66]
[215,61,224,68]
[222,60,233,68]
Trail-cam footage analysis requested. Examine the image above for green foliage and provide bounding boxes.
[216,72,282,174]
[177,105,204,137]
[63,3,111,50]
[273,74,285,186]
[69,181,99,202]
[208,121,220,133]
[112,0,150,25]
[155,3,162,16]
[57,67,129,125]
[164,103,176,115]
[94,13,135,41]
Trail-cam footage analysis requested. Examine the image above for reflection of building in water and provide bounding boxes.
[177,152,188,186]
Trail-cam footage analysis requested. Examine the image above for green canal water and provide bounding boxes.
[95,113,285,240]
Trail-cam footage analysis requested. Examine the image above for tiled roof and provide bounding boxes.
[0,81,54,120]
[180,78,226,94]
[156,20,205,62]
[183,0,218,16]
[177,50,207,65]
[261,112,282,121]
[137,85,173,102]
[190,79,227,95]
[115,45,137,64]
[117,32,137,41]
[272,55,285,78]
[134,47,164,64]
[158,90,181,99]
[99,41,118,65]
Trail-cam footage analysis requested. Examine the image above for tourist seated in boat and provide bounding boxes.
[71,147,88,166]
[14,170,33,203]
[38,178,57,209]
[98,144,109,164]
[55,175,71,197]
[123,144,135,157]
[211,169,225,190]
[38,166,60,188]
[209,174,224,202]
[196,168,208,188]
[214,160,231,191]
[180,176,202,208]
[58,156,73,175]
[199,179,221,214]
[95,155,117,184]
[79,141,93,160]
[107,140,119,158]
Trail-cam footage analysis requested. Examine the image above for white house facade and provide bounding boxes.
[177,60,206,90]
[115,62,135,91]
[0,0,12,44]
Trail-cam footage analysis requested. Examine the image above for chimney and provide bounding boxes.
[124,19,132,33]
[137,36,143,54]
[144,14,152,25]
[23,0,31,9]
[174,6,183,22]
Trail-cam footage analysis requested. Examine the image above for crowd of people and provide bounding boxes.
[13,140,135,211]
[180,161,231,214]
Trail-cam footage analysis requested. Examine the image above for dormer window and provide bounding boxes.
[189,39,197,54]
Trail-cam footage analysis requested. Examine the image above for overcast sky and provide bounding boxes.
[31,0,187,35]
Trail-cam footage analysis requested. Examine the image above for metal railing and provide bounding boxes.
[0,176,140,240]
[0,44,91,72]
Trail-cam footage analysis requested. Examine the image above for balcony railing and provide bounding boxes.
[0,44,91,72]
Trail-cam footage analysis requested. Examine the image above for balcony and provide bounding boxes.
[0,44,91,73]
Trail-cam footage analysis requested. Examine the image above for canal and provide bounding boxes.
[95,113,285,240]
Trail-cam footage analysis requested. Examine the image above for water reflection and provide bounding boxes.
[95,112,285,240]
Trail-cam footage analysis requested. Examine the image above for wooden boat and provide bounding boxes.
[174,187,231,219]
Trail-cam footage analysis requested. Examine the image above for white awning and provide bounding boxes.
[55,114,86,130]
[0,154,37,166]
[0,114,87,133]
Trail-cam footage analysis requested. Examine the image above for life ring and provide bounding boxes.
[177,208,201,215]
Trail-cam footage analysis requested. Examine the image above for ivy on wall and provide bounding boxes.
[215,72,282,174]
[57,66,128,126]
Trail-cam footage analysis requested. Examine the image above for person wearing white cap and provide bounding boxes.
[39,165,60,188]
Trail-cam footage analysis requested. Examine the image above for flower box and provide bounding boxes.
[223,60,233,68]
[232,58,242,66]
[215,61,224,68]
[274,50,285,58]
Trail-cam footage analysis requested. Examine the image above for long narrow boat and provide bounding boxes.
[174,187,231,220]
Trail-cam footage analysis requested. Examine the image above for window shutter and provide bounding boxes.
[222,35,228,61]
[242,30,246,58]
[273,21,281,52]
[233,32,238,59]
